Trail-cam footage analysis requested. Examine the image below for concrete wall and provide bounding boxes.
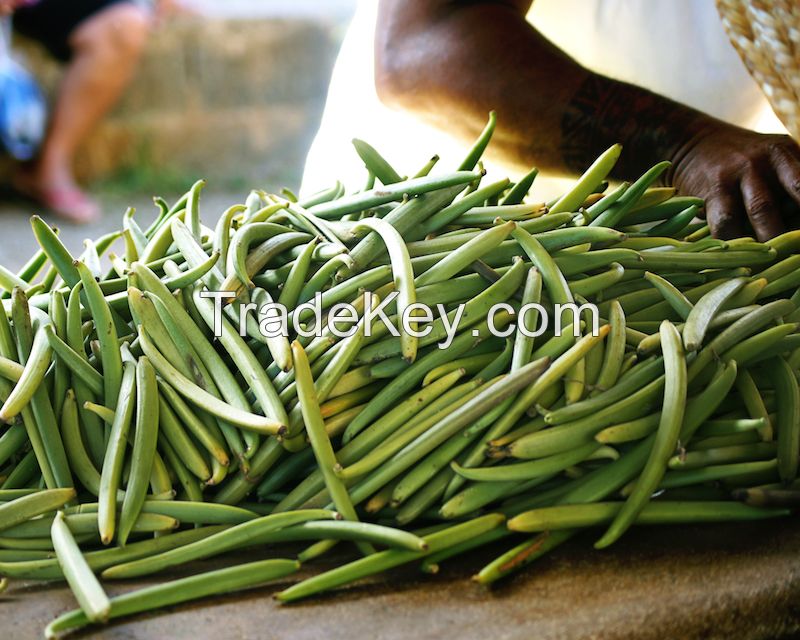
[17,14,344,191]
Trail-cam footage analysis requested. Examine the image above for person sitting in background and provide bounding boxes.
[0,0,153,223]
[303,0,800,241]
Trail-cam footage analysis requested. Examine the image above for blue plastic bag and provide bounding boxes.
[0,17,46,161]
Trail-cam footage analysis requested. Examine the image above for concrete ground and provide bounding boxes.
[0,190,241,272]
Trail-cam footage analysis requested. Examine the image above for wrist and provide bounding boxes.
[662,117,730,187]
[560,73,722,182]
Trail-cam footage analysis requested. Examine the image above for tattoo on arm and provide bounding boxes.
[560,74,707,180]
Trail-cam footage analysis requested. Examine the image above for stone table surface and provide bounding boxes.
[3,519,800,640]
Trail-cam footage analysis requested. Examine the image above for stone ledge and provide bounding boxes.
[12,15,340,188]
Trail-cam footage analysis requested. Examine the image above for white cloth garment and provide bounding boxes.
[301,0,785,198]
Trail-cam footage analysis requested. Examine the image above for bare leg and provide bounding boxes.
[18,3,151,222]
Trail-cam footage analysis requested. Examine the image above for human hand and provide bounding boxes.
[671,125,800,241]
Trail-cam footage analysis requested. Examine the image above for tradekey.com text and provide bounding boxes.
[200,291,601,348]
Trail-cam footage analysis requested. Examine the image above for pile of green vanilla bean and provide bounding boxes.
[1,112,799,636]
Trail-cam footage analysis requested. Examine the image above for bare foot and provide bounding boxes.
[12,169,100,224]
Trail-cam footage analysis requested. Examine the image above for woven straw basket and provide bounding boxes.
[716,0,800,139]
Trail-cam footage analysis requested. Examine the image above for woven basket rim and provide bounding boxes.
[716,0,799,139]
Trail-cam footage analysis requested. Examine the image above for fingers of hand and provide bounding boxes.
[706,190,746,240]
[769,141,800,209]
[741,173,786,242]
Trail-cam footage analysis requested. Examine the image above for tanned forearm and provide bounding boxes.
[375,0,717,181]
[376,0,800,240]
